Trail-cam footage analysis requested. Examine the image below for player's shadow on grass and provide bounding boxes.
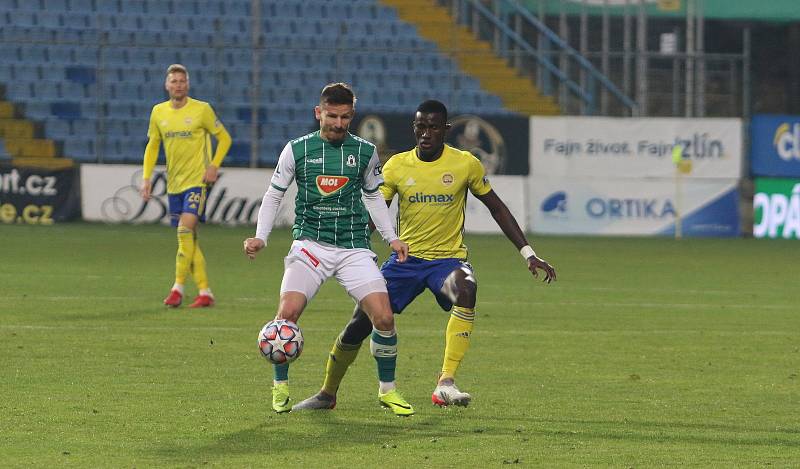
[161,408,497,461]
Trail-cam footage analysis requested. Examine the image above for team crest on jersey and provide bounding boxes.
[441,172,454,186]
[346,154,357,167]
[316,175,349,196]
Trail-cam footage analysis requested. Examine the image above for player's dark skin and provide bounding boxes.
[310,110,556,401]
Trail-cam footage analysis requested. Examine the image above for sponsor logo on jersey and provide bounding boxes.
[164,130,193,138]
[408,192,454,203]
[346,154,357,167]
[184,117,192,125]
[306,157,323,164]
[316,175,349,196]
[441,172,454,186]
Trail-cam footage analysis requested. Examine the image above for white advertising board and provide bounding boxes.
[528,177,740,237]
[530,116,742,179]
[80,165,297,226]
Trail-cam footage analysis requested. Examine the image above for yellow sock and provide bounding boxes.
[191,236,209,291]
[440,306,475,381]
[175,226,195,286]
[321,335,362,396]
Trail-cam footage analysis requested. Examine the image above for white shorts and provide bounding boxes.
[280,238,387,302]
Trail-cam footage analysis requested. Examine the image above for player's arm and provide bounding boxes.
[474,189,556,283]
[244,143,295,259]
[202,103,232,184]
[362,149,407,262]
[141,108,161,200]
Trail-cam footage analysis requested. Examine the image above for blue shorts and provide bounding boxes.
[380,253,472,314]
[168,186,207,227]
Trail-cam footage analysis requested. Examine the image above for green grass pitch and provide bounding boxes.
[1,223,798,467]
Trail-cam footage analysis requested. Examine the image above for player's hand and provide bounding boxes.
[243,238,265,260]
[203,165,219,184]
[389,239,409,263]
[527,256,556,283]
[140,178,152,201]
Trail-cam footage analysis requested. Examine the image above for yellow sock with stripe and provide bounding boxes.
[321,334,362,396]
[440,306,475,381]
[190,235,209,291]
[175,226,195,286]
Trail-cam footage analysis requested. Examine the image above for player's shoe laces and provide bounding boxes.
[378,389,415,416]
[163,289,182,307]
[292,391,336,411]
[188,294,214,308]
[432,383,472,407]
[272,383,291,413]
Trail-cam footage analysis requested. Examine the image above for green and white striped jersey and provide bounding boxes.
[270,130,383,249]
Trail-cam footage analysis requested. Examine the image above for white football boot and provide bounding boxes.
[431,383,472,407]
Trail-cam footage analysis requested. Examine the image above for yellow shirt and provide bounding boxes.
[380,144,492,260]
[143,97,229,194]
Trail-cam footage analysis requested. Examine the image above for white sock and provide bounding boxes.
[172,283,184,294]
[199,288,212,297]
[379,381,396,394]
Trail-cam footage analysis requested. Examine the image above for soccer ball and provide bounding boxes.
[257,319,304,365]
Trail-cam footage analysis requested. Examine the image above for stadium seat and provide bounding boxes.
[63,138,95,162]
[65,66,96,85]
[44,119,71,139]
[51,102,82,119]
[67,0,94,13]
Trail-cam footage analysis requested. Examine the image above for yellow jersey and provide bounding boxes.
[380,144,492,260]
[144,97,229,194]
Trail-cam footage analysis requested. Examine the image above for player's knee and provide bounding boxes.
[443,267,477,304]
[369,310,395,331]
[276,292,306,323]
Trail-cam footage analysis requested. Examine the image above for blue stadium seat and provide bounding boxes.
[72,118,95,136]
[68,0,94,13]
[65,66,96,85]
[119,1,146,15]
[144,0,171,15]
[44,119,72,139]
[51,102,82,119]
[63,138,95,162]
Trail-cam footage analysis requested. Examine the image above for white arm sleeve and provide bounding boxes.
[362,189,398,244]
[254,143,295,243]
[255,186,285,243]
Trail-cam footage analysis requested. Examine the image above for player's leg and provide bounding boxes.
[164,190,200,307]
[187,236,214,307]
[292,306,372,411]
[294,254,422,411]
[269,240,328,413]
[433,263,478,407]
[188,187,214,308]
[336,248,414,415]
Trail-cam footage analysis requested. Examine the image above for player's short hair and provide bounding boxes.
[166,63,189,80]
[320,82,356,107]
[416,100,448,121]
